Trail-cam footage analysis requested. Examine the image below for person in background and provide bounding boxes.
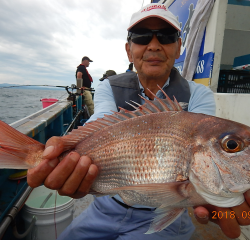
[76,56,94,116]
[99,70,117,81]
[28,3,250,240]
[126,62,134,72]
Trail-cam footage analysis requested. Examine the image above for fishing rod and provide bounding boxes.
[0,84,95,93]
[0,84,65,89]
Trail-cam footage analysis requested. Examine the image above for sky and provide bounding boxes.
[0,0,148,90]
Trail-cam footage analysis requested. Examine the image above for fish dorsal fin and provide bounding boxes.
[62,87,187,150]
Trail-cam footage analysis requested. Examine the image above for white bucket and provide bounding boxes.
[21,185,74,240]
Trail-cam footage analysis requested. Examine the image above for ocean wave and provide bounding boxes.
[0,88,66,124]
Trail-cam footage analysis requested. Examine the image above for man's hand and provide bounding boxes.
[194,190,250,239]
[27,136,99,198]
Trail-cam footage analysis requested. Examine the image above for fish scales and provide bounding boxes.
[1,89,250,234]
[75,112,193,193]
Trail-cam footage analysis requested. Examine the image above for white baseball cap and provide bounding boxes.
[128,3,181,32]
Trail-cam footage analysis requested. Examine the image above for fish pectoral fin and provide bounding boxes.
[112,182,188,207]
[146,208,185,234]
[108,194,116,198]
[89,189,117,198]
[88,189,107,197]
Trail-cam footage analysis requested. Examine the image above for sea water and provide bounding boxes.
[25,192,72,209]
[0,88,67,124]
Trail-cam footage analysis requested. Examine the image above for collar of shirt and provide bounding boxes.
[137,75,170,102]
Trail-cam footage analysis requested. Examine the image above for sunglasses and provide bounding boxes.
[127,28,180,45]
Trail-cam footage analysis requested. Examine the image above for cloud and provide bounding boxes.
[0,0,145,89]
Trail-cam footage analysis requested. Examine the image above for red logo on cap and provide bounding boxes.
[141,4,167,13]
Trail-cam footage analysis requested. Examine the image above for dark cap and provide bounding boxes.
[82,56,93,62]
[99,70,117,81]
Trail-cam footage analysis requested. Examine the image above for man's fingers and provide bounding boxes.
[58,156,91,196]
[216,211,241,239]
[75,164,99,197]
[194,205,242,239]
[27,136,67,188]
[212,207,241,239]
[43,136,65,159]
[232,201,250,226]
[193,206,210,224]
[57,156,98,197]
[44,152,80,189]
[28,151,98,199]
[27,158,59,188]
[63,164,99,199]
[244,190,250,206]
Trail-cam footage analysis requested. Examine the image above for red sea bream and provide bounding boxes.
[1,89,250,234]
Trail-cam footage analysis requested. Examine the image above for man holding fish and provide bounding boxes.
[27,3,250,240]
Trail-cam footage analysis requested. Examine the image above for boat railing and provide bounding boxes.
[10,95,83,144]
[0,94,84,239]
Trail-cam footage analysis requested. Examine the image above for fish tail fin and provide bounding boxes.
[0,120,44,169]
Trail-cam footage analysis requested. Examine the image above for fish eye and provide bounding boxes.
[226,140,238,150]
[221,135,245,153]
